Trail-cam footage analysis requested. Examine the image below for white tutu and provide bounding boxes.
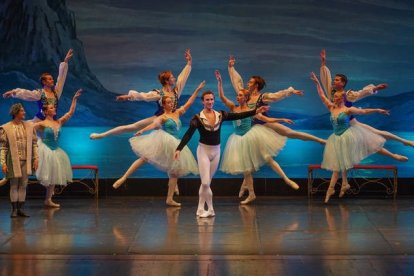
[220,124,287,174]
[129,129,198,177]
[322,124,385,171]
[36,141,72,186]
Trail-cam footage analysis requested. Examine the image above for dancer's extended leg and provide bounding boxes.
[90,116,156,139]
[113,158,147,189]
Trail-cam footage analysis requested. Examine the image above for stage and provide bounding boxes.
[1,196,414,275]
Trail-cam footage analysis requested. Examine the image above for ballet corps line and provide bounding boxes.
[1,49,411,218]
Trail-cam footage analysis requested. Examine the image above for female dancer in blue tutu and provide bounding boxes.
[34,89,82,208]
[216,70,298,204]
[319,49,414,147]
[90,49,192,140]
[112,81,205,207]
[310,72,408,203]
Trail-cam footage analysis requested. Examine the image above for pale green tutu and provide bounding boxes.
[36,140,72,186]
[220,124,286,175]
[322,124,385,172]
[129,129,198,177]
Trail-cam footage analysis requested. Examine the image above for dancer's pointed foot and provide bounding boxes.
[166,199,181,207]
[0,177,7,187]
[174,184,180,196]
[199,210,215,218]
[238,185,248,198]
[285,179,300,190]
[240,194,256,205]
[403,140,414,148]
[339,184,350,198]
[324,188,335,204]
[393,154,408,162]
[44,199,60,208]
[90,133,104,140]
[113,177,126,189]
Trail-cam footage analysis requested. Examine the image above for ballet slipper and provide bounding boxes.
[240,194,256,205]
[174,184,180,195]
[324,188,335,204]
[199,210,215,218]
[196,208,205,217]
[285,179,300,190]
[113,177,126,189]
[89,133,104,140]
[166,199,181,207]
[44,199,60,208]
[393,154,408,162]
[339,184,351,198]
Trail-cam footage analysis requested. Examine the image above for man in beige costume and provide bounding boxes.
[1,103,38,218]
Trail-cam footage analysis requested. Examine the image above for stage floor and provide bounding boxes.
[1,196,414,275]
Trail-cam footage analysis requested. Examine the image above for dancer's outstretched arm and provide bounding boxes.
[177,80,205,115]
[347,106,389,116]
[228,55,244,94]
[59,89,82,125]
[55,49,73,98]
[256,113,294,124]
[310,72,333,110]
[319,49,333,100]
[134,117,163,136]
[216,70,236,110]
[175,49,192,98]
[262,87,304,104]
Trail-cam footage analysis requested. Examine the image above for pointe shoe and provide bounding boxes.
[113,177,126,189]
[238,185,248,198]
[166,199,181,207]
[324,188,335,204]
[196,209,205,217]
[44,199,60,208]
[285,179,300,190]
[394,154,408,162]
[89,133,103,140]
[339,184,351,198]
[174,184,180,196]
[0,177,7,187]
[240,194,256,205]
[199,210,215,218]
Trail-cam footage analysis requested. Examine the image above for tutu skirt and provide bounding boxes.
[129,130,198,177]
[36,141,72,186]
[220,124,287,174]
[322,124,385,171]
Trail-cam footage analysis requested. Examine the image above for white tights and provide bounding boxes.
[196,143,221,213]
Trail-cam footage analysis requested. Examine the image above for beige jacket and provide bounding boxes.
[0,121,38,178]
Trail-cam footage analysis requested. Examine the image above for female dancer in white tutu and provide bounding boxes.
[216,70,298,204]
[112,81,205,206]
[90,49,192,140]
[319,49,414,147]
[310,72,408,203]
[174,89,269,217]
[34,89,82,208]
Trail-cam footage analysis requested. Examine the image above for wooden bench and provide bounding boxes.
[28,165,99,198]
[308,164,398,199]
